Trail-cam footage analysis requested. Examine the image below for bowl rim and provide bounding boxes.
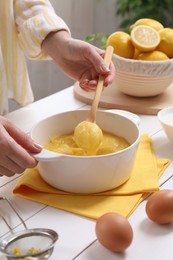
[30,109,141,160]
[113,53,173,77]
[157,107,173,125]
[113,53,173,64]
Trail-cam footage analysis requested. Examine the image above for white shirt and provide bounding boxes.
[0,0,70,114]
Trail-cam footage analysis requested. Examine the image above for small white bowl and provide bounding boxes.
[157,107,173,144]
[113,54,173,97]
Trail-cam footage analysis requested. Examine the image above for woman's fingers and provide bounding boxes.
[0,116,42,177]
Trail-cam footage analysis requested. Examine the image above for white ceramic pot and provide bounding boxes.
[30,110,140,194]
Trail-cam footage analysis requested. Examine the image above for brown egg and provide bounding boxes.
[95,212,133,252]
[146,190,173,224]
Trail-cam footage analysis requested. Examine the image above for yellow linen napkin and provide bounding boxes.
[13,134,170,219]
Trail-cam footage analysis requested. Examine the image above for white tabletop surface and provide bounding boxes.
[0,86,173,260]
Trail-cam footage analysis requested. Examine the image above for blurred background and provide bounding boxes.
[10,0,172,112]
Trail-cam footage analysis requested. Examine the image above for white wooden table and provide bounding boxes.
[0,86,173,260]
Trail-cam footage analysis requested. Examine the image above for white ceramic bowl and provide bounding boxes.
[30,110,140,194]
[157,107,173,144]
[113,54,173,97]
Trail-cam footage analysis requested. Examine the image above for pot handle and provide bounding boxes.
[105,109,140,126]
[31,149,64,161]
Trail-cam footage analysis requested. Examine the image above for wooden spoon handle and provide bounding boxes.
[88,45,114,122]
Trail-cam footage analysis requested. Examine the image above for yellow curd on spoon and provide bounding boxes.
[73,120,103,155]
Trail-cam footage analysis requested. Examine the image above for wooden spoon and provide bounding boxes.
[73,46,114,155]
[88,45,114,123]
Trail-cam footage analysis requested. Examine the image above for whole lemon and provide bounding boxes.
[133,48,141,59]
[137,50,169,61]
[106,31,134,59]
[156,28,173,58]
[130,18,164,31]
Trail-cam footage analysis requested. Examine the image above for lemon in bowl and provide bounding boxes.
[106,31,135,59]
[130,18,164,32]
[137,51,169,61]
[156,28,173,58]
[106,20,173,97]
[130,25,160,52]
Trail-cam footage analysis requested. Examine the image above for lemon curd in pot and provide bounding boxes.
[44,130,129,156]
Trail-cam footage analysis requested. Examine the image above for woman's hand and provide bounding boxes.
[42,31,115,91]
[0,116,42,177]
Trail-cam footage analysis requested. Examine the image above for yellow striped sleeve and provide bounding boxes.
[14,0,70,60]
[0,0,69,114]
[0,48,8,115]
[0,0,34,114]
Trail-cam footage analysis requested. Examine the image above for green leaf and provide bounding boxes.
[85,33,110,49]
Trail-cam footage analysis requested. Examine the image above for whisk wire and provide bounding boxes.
[0,197,27,231]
